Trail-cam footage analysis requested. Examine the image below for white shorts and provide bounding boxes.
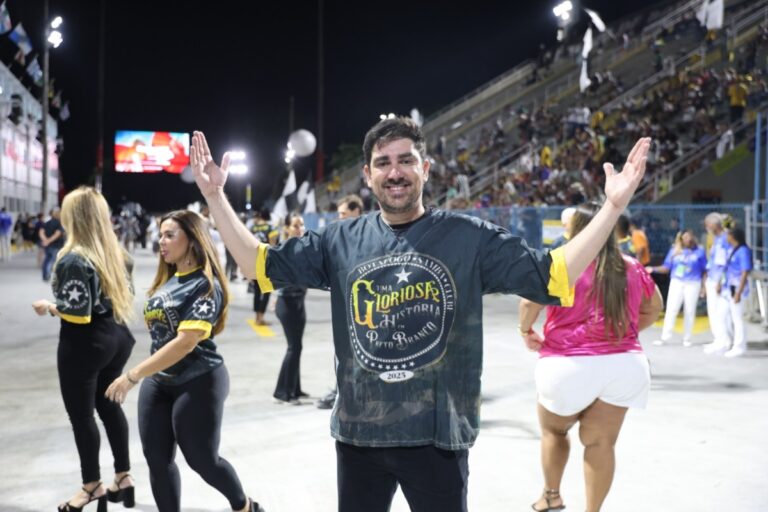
[535,353,651,417]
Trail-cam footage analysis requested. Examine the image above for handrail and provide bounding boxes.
[429,143,532,207]
[422,62,535,129]
[633,118,751,202]
[641,0,704,38]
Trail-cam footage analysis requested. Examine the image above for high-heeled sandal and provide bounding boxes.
[106,474,134,508]
[531,488,565,512]
[249,497,266,511]
[57,482,107,512]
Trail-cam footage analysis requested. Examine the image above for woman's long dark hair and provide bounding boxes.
[149,210,229,336]
[570,202,628,342]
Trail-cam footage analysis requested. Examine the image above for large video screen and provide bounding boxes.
[114,130,190,174]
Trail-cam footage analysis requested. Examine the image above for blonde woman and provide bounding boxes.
[647,229,707,347]
[32,187,137,512]
[105,210,263,512]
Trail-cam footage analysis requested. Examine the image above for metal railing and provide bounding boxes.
[633,117,751,203]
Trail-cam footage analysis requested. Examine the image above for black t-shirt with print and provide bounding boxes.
[144,269,224,385]
[52,253,114,324]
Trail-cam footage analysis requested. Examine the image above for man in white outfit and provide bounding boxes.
[703,213,732,354]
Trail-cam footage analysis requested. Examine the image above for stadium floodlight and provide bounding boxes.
[228,150,246,161]
[51,16,63,29]
[229,164,248,175]
[48,30,63,48]
[553,1,573,20]
[226,150,248,175]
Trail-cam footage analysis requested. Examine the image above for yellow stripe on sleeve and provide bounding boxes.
[178,320,212,340]
[59,313,92,325]
[548,247,574,307]
[255,244,275,293]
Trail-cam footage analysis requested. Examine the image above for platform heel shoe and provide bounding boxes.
[57,483,107,512]
[106,474,134,508]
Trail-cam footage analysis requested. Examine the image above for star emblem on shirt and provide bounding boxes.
[197,302,211,314]
[395,268,411,283]
[67,286,83,302]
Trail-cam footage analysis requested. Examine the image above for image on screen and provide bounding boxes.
[114,130,190,174]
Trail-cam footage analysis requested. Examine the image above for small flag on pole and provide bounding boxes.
[26,58,43,85]
[579,60,591,92]
[0,1,13,34]
[9,23,33,56]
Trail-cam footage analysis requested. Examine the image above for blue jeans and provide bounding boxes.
[42,245,59,281]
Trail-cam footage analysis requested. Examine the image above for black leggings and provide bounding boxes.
[138,365,247,512]
[252,280,270,314]
[273,295,306,400]
[58,316,135,483]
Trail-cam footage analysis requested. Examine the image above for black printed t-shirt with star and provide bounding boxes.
[51,253,115,324]
[144,268,224,386]
[255,208,573,450]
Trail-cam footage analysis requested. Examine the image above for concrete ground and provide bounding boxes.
[1,247,767,511]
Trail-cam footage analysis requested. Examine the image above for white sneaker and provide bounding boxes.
[703,342,727,355]
[652,339,666,346]
[724,347,746,358]
[682,340,693,347]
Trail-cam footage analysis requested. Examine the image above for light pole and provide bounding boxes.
[41,3,63,213]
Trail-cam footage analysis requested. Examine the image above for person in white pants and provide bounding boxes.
[647,229,708,346]
[718,227,753,358]
[703,213,732,354]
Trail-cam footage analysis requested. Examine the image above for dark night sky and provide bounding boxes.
[5,0,651,212]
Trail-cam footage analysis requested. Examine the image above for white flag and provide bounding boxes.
[296,179,310,204]
[697,0,709,26]
[584,8,606,32]
[706,0,724,29]
[579,60,591,92]
[304,189,316,213]
[272,197,288,222]
[582,27,593,59]
[281,170,297,197]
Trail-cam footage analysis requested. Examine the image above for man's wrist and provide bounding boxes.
[203,187,226,203]
[517,324,533,336]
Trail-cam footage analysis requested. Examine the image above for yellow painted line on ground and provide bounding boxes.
[652,315,710,334]
[247,319,276,337]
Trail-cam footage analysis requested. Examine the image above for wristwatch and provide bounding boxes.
[517,325,533,336]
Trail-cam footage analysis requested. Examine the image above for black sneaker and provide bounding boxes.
[249,498,265,511]
[316,390,337,409]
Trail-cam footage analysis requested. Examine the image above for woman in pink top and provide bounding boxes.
[519,203,663,512]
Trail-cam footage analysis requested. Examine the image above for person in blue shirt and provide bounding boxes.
[703,213,733,354]
[188,119,651,512]
[718,227,753,357]
[647,229,708,346]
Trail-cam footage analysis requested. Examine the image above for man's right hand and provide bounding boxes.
[191,131,231,199]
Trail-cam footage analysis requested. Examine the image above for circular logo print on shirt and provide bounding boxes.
[144,292,178,344]
[346,252,456,375]
[61,279,89,310]
[192,296,216,319]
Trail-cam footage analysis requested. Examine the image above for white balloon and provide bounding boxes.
[288,129,317,157]
[180,165,195,183]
